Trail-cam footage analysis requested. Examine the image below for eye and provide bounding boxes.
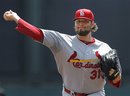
[83,20,90,23]
[75,20,80,24]
[75,19,91,24]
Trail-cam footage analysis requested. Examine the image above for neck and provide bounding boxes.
[77,33,93,42]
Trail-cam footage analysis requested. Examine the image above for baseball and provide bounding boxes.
[3,13,8,21]
[3,10,14,21]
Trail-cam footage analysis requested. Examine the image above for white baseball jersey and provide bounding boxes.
[39,29,112,95]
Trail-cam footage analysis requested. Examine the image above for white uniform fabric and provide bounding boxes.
[62,87,105,96]
[40,29,112,96]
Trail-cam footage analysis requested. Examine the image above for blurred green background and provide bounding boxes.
[0,0,130,96]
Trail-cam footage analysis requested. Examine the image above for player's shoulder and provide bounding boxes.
[41,29,59,35]
[41,29,75,40]
[55,31,75,40]
[95,38,112,55]
[94,38,110,47]
[41,29,71,36]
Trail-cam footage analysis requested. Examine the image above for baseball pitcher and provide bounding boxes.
[3,9,122,96]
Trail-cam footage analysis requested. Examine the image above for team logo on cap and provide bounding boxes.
[80,10,84,16]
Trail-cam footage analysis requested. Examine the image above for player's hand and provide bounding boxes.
[109,68,121,84]
[3,10,20,23]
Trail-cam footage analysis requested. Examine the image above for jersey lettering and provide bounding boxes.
[90,69,103,80]
[67,51,100,69]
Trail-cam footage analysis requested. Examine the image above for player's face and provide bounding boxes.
[74,19,93,36]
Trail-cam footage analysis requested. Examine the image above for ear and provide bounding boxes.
[91,21,95,29]
[91,22,98,32]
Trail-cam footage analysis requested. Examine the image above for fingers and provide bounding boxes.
[9,10,13,14]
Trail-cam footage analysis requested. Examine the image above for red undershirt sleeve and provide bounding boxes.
[16,18,44,42]
[109,80,121,88]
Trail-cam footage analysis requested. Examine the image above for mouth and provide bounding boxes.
[77,27,86,31]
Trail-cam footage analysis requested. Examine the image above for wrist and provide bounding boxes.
[13,15,20,24]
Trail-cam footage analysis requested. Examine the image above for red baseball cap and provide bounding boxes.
[74,9,94,21]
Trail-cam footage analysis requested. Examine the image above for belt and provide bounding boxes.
[64,87,88,96]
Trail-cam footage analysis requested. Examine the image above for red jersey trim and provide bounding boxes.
[79,37,95,45]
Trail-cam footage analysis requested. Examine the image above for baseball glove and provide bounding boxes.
[100,49,120,80]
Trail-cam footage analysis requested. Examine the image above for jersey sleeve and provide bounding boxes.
[15,18,63,52]
[40,29,63,52]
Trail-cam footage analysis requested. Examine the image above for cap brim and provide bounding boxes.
[74,17,93,21]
